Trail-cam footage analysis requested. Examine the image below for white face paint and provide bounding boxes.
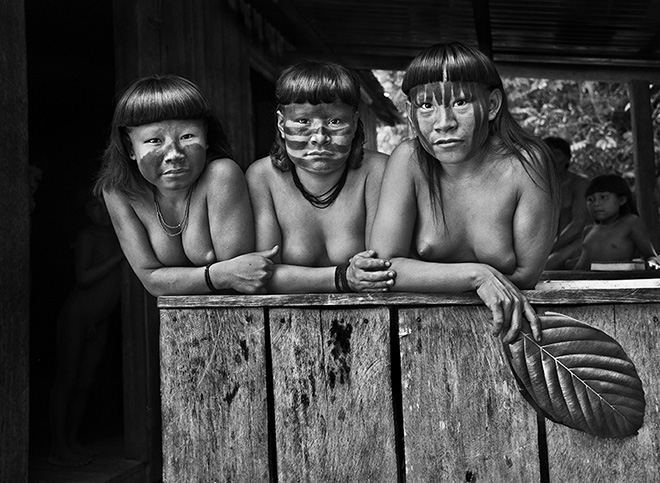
[126,119,208,192]
[277,101,357,175]
[407,82,501,166]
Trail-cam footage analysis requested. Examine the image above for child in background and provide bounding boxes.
[573,174,660,270]
[49,195,125,467]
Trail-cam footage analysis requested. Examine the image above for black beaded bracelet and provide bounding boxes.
[334,262,351,293]
[204,263,221,293]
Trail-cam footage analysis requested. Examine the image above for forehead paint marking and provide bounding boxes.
[410,82,482,107]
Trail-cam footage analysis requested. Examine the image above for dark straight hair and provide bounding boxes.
[402,42,559,221]
[94,74,233,199]
[269,61,365,172]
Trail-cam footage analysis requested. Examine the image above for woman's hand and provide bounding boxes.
[346,250,396,292]
[217,245,279,294]
[646,257,660,270]
[472,264,541,344]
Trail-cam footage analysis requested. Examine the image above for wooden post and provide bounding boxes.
[628,80,660,250]
[0,0,30,480]
[270,307,397,481]
[399,305,540,482]
[160,306,270,482]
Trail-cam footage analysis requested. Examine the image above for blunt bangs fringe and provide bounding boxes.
[586,174,635,216]
[402,42,501,95]
[116,76,212,128]
[275,62,361,108]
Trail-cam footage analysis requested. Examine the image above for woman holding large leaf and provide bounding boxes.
[371,42,559,343]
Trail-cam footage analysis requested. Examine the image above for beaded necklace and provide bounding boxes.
[153,184,194,237]
[291,163,349,209]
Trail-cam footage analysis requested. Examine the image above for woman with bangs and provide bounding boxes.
[370,42,559,343]
[95,74,276,296]
[246,61,395,293]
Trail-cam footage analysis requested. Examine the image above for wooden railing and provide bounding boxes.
[158,289,660,482]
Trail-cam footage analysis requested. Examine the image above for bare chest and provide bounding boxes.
[414,182,517,272]
[273,182,368,266]
[136,196,215,267]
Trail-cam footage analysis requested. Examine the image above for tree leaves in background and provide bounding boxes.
[503,312,645,439]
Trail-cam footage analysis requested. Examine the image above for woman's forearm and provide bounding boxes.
[267,264,337,294]
[387,257,481,293]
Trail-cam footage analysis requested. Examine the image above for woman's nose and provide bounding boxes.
[433,106,457,131]
[310,123,330,144]
[163,140,185,161]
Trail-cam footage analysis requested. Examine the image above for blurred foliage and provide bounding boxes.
[373,70,660,179]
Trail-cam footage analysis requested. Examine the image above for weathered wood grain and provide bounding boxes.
[0,0,29,479]
[158,288,660,309]
[541,304,660,483]
[160,308,269,482]
[270,307,397,482]
[399,306,540,483]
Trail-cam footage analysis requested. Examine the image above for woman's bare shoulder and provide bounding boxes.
[360,148,389,176]
[246,156,280,184]
[204,157,243,179]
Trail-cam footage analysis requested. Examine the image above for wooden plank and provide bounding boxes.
[160,307,270,482]
[542,304,660,482]
[270,307,397,482]
[158,288,660,309]
[629,80,660,250]
[541,270,660,281]
[399,306,540,482]
[536,279,660,290]
[0,0,29,480]
[121,267,162,478]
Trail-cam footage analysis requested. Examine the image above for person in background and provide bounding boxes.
[48,195,124,467]
[573,174,660,270]
[246,61,395,293]
[370,42,559,343]
[543,136,591,270]
[94,74,276,296]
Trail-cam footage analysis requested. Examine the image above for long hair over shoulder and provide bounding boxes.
[402,42,559,220]
[269,61,365,172]
[93,74,233,199]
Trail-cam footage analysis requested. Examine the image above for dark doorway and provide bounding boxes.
[26,0,122,471]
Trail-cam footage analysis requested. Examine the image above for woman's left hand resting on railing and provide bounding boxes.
[368,42,559,343]
[95,74,275,297]
[345,250,396,293]
[245,60,396,295]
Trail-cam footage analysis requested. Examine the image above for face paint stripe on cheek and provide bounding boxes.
[283,135,354,149]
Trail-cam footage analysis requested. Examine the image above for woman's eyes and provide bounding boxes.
[293,118,345,126]
[416,99,468,109]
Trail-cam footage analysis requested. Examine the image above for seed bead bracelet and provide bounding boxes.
[204,263,222,293]
[334,262,352,293]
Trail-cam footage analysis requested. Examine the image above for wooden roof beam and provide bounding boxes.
[471,0,493,59]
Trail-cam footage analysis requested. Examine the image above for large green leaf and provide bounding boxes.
[503,312,645,438]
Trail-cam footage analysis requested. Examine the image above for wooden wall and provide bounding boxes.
[0,0,29,480]
[112,0,289,170]
[158,290,660,482]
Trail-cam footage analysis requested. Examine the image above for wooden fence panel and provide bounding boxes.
[399,305,540,482]
[541,304,660,483]
[270,307,397,482]
[160,308,269,483]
